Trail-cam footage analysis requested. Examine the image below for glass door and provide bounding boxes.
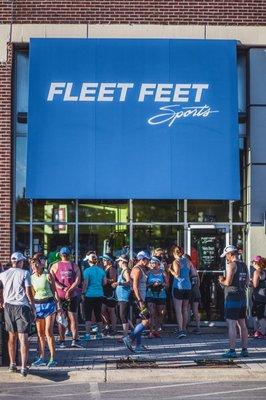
[187,224,229,321]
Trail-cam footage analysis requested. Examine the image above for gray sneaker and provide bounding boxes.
[8,363,17,373]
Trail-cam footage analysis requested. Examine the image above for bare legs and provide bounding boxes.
[173,298,189,331]
[36,314,56,360]
[227,318,248,349]
[8,332,29,369]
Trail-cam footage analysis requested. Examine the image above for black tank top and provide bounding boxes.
[225,260,248,295]
[103,267,116,299]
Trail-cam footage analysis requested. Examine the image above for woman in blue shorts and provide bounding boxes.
[30,255,59,367]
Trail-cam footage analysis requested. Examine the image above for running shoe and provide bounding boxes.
[149,331,156,339]
[47,359,58,368]
[91,325,98,333]
[31,357,46,367]
[222,349,237,358]
[8,363,17,373]
[71,340,83,348]
[134,345,143,354]
[20,367,29,377]
[123,335,134,352]
[153,331,161,338]
[177,330,186,339]
[240,348,250,358]
[81,333,91,341]
[58,341,66,349]
[96,333,103,340]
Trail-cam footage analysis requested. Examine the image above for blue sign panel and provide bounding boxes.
[27,39,239,199]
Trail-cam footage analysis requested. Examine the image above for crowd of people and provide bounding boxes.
[0,244,266,377]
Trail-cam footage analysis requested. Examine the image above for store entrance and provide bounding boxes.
[188,225,229,321]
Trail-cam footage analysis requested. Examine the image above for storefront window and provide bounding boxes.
[133,225,183,254]
[15,225,30,256]
[78,225,129,260]
[187,200,229,222]
[79,200,128,223]
[33,200,75,223]
[133,200,181,222]
[32,225,75,259]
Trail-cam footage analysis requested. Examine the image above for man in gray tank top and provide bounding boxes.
[219,245,249,358]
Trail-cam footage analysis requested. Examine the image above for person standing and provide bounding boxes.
[113,255,131,338]
[0,252,35,377]
[50,247,81,348]
[169,246,192,338]
[251,255,266,338]
[82,253,107,340]
[219,245,249,358]
[102,255,117,335]
[123,251,150,353]
[30,255,59,367]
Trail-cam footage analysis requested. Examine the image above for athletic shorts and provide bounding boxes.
[146,297,166,306]
[60,296,79,313]
[173,288,191,300]
[4,303,31,334]
[35,300,57,319]
[224,292,247,320]
[102,297,117,308]
[252,301,266,319]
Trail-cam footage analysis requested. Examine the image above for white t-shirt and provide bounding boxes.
[0,268,31,306]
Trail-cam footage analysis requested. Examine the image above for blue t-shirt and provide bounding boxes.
[83,265,106,298]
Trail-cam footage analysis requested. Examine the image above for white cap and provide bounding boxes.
[220,245,238,258]
[11,252,26,262]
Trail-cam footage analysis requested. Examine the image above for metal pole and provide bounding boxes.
[129,199,133,259]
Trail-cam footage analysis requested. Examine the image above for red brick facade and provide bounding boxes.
[0,44,12,263]
[0,1,266,263]
[0,0,265,25]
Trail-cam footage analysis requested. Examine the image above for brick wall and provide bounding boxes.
[0,44,12,264]
[0,0,265,25]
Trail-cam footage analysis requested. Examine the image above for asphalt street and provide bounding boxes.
[1,380,266,400]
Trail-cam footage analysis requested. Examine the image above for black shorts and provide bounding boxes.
[224,292,247,320]
[60,296,79,313]
[4,303,31,334]
[252,301,266,319]
[103,298,117,308]
[173,289,191,300]
[146,297,166,306]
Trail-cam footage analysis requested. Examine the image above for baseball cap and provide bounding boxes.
[11,252,26,262]
[100,255,113,263]
[137,251,151,260]
[150,256,161,264]
[116,254,129,263]
[220,245,238,258]
[252,255,262,263]
[59,247,71,255]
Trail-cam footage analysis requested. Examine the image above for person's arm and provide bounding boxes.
[48,272,61,309]
[169,259,180,278]
[252,270,260,288]
[0,288,3,309]
[50,263,64,291]
[65,264,81,298]
[24,272,35,313]
[131,267,144,307]
[108,266,117,284]
[219,262,236,286]
[163,271,169,288]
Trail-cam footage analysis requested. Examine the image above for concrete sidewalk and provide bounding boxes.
[1,326,266,383]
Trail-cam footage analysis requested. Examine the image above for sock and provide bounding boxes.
[130,323,145,339]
